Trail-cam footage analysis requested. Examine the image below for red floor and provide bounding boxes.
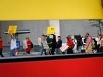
[0,57,103,77]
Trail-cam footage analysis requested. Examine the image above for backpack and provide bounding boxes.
[31,42,34,48]
[71,43,75,49]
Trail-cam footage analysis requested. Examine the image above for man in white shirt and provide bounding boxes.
[38,37,42,46]
[95,36,101,52]
[38,36,45,55]
[10,35,17,56]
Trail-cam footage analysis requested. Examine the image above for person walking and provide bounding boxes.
[38,35,47,55]
[38,37,43,55]
[26,37,33,54]
[99,35,103,52]
[41,35,50,55]
[46,35,53,55]
[95,36,101,52]
[56,36,62,54]
[0,37,4,57]
[72,36,77,53]
[66,35,74,54]
[16,38,21,55]
[22,38,28,55]
[23,39,27,50]
[84,33,93,54]
[77,35,83,53]
[10,35,17,56]
[51,34,57,55]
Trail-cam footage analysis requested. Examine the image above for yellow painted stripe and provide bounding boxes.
[0,0,103,20]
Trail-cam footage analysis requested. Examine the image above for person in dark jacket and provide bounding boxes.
[51,34,57,55]
[56,36,62,54]
[46,35,53,55]
[93,38,97,52]
[77,35,83,53]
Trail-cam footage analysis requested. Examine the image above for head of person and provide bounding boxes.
[100,35,103,39]
[41,35,46,40]
[85,33,90,38]
[45,35,48,39]
[26,37,30,40]
[52,34,56,39]
[10,34,15,40]
[66,35,71,40]
[58,36,61,40]
[78,34,82,37]
[49,34,53,39]
[78,35,82,39]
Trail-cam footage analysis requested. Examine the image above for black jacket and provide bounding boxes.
[56,39,62,48]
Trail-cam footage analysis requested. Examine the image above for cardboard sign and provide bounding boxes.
[47,26,56,34]
[8,25,17,34]
[60,43,69,52]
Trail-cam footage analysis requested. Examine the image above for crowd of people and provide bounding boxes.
[0,34,33,57]
[38,34,62,55]
[38,33,103,55]
[0,33,103,57]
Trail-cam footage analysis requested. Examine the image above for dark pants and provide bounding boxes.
[51,47,56,55]
[99,47,103,52]
[10,49,16,56]
[55,48,62,54]
[40,46,47,55]
[26,51,30,54]
[97,44,100,52]
[0,48,4,57]
[67,48,73,54]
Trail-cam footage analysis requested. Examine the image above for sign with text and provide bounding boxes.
[8,25,17,34]
[47,26,56,34]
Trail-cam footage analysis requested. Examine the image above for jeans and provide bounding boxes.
[51,47,56,55]
[39,46,46,55]
[77,46,82,53]
[67,48,73,54]
[55,48,62,54]
[10,49,16,56]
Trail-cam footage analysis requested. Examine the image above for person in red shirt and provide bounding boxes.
[66,35,74,54]
[0,37,4,57]
[26,37,33,54]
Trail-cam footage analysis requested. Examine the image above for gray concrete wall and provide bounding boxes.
[60,20,99,42]
[0,20,49,46]
[0,20,102,46]
[0,21,23,46]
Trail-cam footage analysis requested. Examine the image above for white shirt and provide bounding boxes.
[38,37,42,46]
[10,39,17,50]
[73,39,77,51]
[42,40,49,49]
[23,40,27,49]
[95,38,100,45]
